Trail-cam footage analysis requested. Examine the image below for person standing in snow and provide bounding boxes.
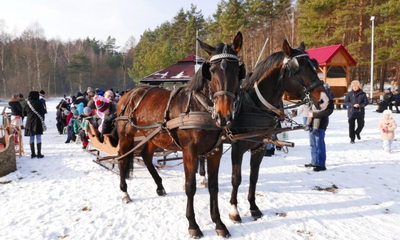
[377,110,397,153]
[304,84,334,172]
[343,80,369,144]
[24,91,46,158]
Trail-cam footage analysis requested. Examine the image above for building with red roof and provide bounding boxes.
[306,44,356,97]
[140,55,205,85]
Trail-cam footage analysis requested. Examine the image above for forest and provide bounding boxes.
[1,0,399,98]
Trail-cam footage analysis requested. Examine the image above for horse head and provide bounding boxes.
[197,32,245,127]
[280,40,329,111]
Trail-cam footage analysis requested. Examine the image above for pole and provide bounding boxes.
[123,53,126,92]
[254,38,269,69]
[370,16,375,103]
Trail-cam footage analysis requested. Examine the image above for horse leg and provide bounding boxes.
[229,142,244,223]
[198,156,207,187]
[207,151,230,238]
[118,140,135,204]
[141,141,166,196]
[183,149,203,238]
[248,150,264,219]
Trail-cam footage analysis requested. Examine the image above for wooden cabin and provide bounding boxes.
[285,44,357,101]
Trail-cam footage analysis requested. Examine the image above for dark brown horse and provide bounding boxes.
[227,40,329,222]
[115,32,245,238]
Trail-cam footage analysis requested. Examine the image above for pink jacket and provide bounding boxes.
[378,117,397,140]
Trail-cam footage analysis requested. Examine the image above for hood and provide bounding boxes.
[28,91,40,101]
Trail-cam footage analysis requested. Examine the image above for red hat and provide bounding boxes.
[96,98,109,112]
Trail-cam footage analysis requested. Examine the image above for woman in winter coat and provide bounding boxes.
[377,110,397,153]
[344,80,369,144]
[24,91,46,158]
[8,93,23,128]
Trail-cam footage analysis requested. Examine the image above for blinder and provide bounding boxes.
[239,63,246,80]
[202,62,211,81]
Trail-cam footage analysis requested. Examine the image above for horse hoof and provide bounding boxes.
[250,209,263,220]
[188,228,203,239]
[121,192,132,204]
[229,213,242,223]
[156,189,167,196]
[216,228,231,238]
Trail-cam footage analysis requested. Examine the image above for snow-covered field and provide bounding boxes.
[1,98,399,240]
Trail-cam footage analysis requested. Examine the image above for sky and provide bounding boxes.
[0,0,219,50]
[1,98,400,239]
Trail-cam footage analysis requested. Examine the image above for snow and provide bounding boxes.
[1,98,400,240]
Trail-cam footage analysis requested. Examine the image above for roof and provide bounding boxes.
[305,44,357,67]
[140,55,206,84]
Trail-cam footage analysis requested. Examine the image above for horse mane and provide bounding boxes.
[241,51,284,91]
[186,64,207,91]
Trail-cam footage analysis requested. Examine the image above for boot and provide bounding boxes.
[30,143,37,159]
[37,143,44,158]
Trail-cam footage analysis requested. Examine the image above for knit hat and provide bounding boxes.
[87,87,94,94]
[73,110,79,116]
[39,90,45,95]
[83,107,92,114]
[96,98,109,112]
[383,109,392,116]
[351,80,361,88]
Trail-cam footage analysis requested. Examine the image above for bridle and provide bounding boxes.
[206,44,242,119]
[278,53,323,102]
[253,53,324,114]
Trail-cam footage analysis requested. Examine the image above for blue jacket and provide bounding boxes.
[392,93,400,104]
[344,90,369,118]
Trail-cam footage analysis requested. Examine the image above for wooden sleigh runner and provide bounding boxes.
[85,123,182,174]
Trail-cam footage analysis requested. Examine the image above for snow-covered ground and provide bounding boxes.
[1,98,399,240]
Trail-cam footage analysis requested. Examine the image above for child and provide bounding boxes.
[65,110,79,143]
[74,107,92,149]
[304,109,321,136]
[377,110,397,153]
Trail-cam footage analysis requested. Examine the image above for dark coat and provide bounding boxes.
[24,91,46,136]
[310,99,334,130]
[8,98,23,116]
[392,93,400,104]
[101,103,117,135]
[344,90,369,119]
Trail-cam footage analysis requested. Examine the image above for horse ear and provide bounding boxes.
[201,62,211,81]
[282,39,292,57]
[197,39,215,57]
[232,32,243,54]
[298,41,306,51]
[239,63,246,80]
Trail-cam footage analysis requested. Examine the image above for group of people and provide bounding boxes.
[55,87,120,150]
[296,80,397,173]
[376,87,400,113]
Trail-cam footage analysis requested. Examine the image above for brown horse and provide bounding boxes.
[227,40,330,222]
[115,32,245,238]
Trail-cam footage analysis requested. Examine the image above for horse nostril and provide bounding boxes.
[319,99,325,105]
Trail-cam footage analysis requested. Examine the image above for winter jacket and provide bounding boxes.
[392,93,400,104]
[378,116,397,140]
[24,91,46,136]
[383,92,393,102]
[8,98,23,116]
[309,99,334,130]
[344,90,369,119]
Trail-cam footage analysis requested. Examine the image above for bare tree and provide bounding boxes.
[0,19,11,98]
[48,38,61,95]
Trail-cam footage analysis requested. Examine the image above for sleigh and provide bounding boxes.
[85,123,182,173]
